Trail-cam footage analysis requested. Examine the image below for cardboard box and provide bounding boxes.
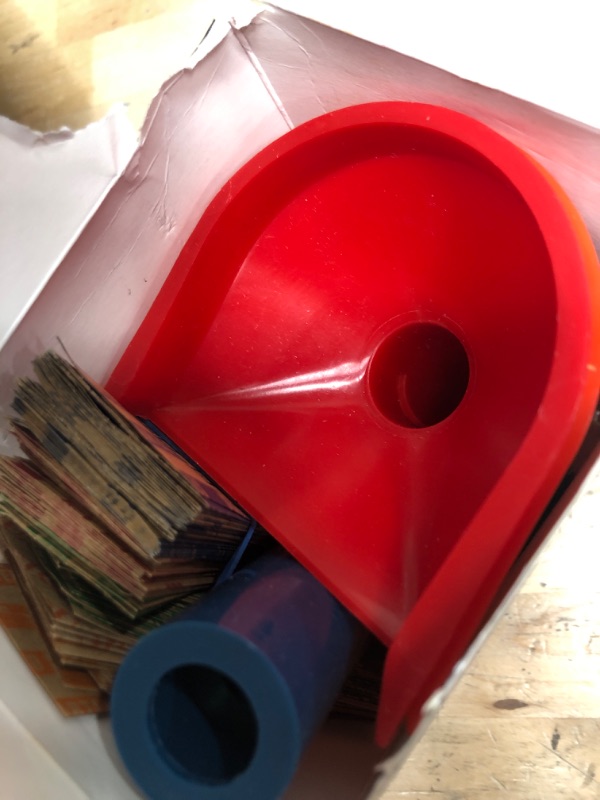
[0,4,598,797]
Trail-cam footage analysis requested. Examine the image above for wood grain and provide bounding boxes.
[1,2,599,798]
[387,472,600,799]
[0,0,216,130]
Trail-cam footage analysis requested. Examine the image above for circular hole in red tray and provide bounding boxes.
[368,322,470,428]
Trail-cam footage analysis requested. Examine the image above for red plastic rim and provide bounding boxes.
[108,102,600,745]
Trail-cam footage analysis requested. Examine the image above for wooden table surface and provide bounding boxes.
[1,2,599,798]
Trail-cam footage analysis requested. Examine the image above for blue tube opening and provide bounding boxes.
[150,664,259,785]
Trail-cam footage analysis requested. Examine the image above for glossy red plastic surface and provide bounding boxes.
[108,103,600,745]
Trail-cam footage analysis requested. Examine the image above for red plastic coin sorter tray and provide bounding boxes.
[107,103,600,745]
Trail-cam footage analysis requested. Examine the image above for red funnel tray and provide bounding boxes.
[108,103,600,744]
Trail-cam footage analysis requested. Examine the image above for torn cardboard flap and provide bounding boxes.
[0,109,137,351]
[0,0,261,361]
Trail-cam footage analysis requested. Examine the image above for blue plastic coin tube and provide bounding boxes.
[110,552,363,799]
